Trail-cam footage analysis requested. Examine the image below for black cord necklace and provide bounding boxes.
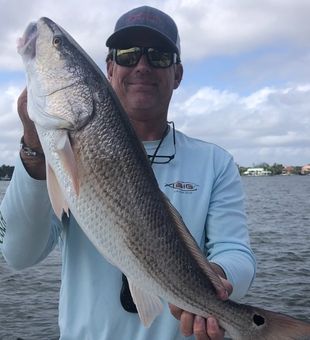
[148,124,169,166]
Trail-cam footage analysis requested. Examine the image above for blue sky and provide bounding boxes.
[1,0,310,166]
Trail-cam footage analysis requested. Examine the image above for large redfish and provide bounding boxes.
[17,17,310,339]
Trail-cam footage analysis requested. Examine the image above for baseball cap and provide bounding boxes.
[106,6,181,56]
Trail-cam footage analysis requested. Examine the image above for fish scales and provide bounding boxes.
[73,89,214,306]
[17,16,310,339]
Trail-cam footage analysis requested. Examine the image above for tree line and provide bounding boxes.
[238,162,302,175]
[0,165,14,179]
[0,162,305,180]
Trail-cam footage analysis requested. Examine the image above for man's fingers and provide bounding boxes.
[169,304,225,340]
[206,317,225,340]
[192,315,226,340]
[168,304,182,320]
[221,279,233,298]
[180,311,195,337]
[17,88,28,118]
[17,87,34,128]
[193,316,210,340]
[16,88,42,148]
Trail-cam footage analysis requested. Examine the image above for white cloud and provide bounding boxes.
[0,85,23,165]
[170,0,310,60]
[181,87,239,115]
[3,81,310,167]
[1,0,310,69]
[170,83,310,166]
[0,1,310,166]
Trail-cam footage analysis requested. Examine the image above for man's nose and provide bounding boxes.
[135,53,152,71]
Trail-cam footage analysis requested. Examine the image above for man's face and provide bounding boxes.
[107,34,183,123]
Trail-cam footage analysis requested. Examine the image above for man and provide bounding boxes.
[0,6,256,340]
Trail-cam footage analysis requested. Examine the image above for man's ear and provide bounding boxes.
[174,63,183,89]
[107,60,113,81]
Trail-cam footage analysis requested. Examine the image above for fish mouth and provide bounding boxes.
[17,22,38,59]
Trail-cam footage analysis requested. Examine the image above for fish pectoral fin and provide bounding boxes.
[128,280,163,327]
[56,132,79,196]
[46,163,69,220]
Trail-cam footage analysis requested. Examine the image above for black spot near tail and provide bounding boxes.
[253,313,265,326]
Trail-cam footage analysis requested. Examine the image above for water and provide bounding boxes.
[0,176,310,339]
[240,175,310,321]
[0,181,61,340]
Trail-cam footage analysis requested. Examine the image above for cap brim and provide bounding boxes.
[106,26,179,54]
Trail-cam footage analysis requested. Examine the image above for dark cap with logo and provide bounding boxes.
[106,6,181,56]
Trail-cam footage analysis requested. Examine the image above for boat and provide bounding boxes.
[0,175,11,181]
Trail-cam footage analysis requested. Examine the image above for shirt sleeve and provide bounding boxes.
[0,156,61,269]
[205,155,256,301]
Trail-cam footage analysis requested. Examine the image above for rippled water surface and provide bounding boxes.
[240,175,310,321]
[0,176,309,339]
[0,181,61,340]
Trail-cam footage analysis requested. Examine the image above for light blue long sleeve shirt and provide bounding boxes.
[0,129,256,340]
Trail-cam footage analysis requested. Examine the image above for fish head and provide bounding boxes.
[17,17,96,131]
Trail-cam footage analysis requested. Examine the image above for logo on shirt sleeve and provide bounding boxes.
[165,181,199,193]
[0,211,7,244]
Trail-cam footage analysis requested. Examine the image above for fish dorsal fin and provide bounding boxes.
[128,279,163,327]
[162,193,227,299]
[46,163,69,220]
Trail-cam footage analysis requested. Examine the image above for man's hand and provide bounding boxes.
[18,88,46,179]
[169,264,233,340]
[169,306,225,340]
[18,88,42,150]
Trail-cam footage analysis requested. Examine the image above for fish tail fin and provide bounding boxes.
[245,306,310,340]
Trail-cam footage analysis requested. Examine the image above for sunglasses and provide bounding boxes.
[147,121,176,165]
[112,47,180,68]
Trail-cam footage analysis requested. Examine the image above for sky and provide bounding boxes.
[1,0,310,167]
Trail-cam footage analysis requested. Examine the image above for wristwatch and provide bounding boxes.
[20,136,45,158]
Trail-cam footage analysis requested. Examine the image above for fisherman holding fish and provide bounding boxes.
[0,6,264,340]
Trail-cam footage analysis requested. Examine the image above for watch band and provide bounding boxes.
[20,136,45,158]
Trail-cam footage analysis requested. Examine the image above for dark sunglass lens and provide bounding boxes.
[148,49,173,68]
[116,47,141,67]
[114,47,176,69]
[120,274,138,313]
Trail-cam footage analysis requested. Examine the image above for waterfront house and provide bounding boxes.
[243,168,272,176]
[301,164,310,175]
[282,166,294,175]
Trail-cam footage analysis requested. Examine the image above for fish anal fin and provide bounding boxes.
[162,193,227,299]
[46,163,69,220]
[56,132,79,196]
[128,279,163,327]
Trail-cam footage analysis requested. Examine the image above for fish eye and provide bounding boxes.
[53,36,62,47]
